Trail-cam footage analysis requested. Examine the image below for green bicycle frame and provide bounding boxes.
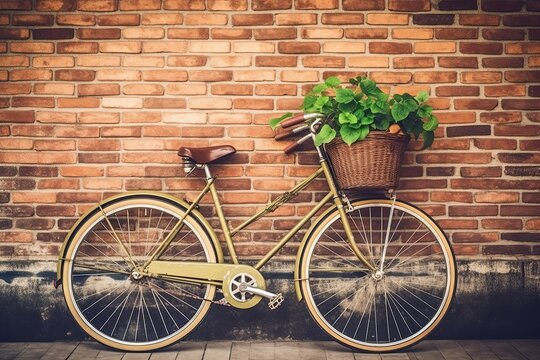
[144,157,376,275]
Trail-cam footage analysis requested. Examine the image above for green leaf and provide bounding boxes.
[302,95,317,111]
[324,76,341,87]
[340,124,362,145]
[393,94,403,102]
[269,112,292,130]
[403,98,418,112]
[374,116,390,131]
[314,124,336,146]
[417,104,433,119]
[422,115,439,132]
[415,91,429,103]
[335,88,355,104]
[338,99,357,113]
[360,78,379,95]
[338,112,358,125]
[361,116,375,125]
[358,125,370,140]
[314,96,329,111]
[375,92,389,102]
[391,102,409,121]
[353,108,365,119]
[421,130,435,149]
[312,83,328,94]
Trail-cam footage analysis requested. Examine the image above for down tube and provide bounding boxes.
[254,192,334,270]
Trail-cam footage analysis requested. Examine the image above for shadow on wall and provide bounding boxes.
[0,260,539,341]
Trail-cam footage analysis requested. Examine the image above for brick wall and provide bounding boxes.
[0,0,538,259]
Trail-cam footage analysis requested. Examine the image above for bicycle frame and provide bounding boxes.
[143,152,376,281]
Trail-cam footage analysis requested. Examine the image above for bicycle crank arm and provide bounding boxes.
[244,285,285,310]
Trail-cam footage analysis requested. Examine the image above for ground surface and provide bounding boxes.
[0,340,539,360]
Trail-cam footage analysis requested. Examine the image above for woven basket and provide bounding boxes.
[326,131,410,191]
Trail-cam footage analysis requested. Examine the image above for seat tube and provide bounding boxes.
[204,166,239,264]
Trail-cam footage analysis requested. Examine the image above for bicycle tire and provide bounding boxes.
[299,198,456,352]
[62,194,218,352]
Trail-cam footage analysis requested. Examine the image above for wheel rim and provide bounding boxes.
[302,200,455,351]
[64,200,216,350]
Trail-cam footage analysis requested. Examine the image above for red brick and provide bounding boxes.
[0,0,32,10]
[436,86,479,97]
[435,28,478,40]
[12,14,53,26]
[345,28,388,39]
[119,0,160,10]
[453,232,498,243]
[343,0,384,10]
[33,56,74,68]
[483,57,524,68]
[142,13,182,25]
[12,97,55,108]
[370,43,413,56]
[163,0,205,10]
[77,0,117,11]
[275,13,316,25]
[483,29,525,41]
[485,85,526,97]
[389,0,430,11]
[413,14,454,25]
[482,0,523,11]
[10,69,52,81]
[55,69,95,82]
[256,56,297,67]
[296,0,337,9]
[57,42,98,54]
[417,153,492,164]
[322,13,363,24]
[431,191,473,203]
[503,15,540,27]
[459,14,500,26]
[77,28,121,40]
[278,42,320,54]
[10,42,54,54]
[212,84,253,95]
[212,28,252,39]
[57,97,99,108]
[97,14,140,26]
[502,99,540,111]
[142,70,187,82]
[32,28,74,40]
[78,84,120,96]
[57,14,96,26]
[35,0,76,11]
[473,138,517,150]
[460,42,503,55]
[100,42,141,53]
[168,28,209,39]
[207,0,247,10]
[251,0,291,9]
[255,28,296,40]
[302,56,345,68]
[0,29,29,40]
[461,71,502,84]
[413,71,456,83]
[482,219,522,230]
[0,84,31,95]
[506,42,540,54]
[232,14,274,26]
[454,99,498,110]
[449,205,498,217]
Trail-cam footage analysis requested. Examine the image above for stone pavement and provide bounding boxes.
[0,340,539,360]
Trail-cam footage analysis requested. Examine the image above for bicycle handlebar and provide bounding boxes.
[281,114,306,129]
[274,124,309,141]
[284,134,311,154]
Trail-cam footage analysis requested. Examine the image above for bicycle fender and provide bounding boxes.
[54,191,223,288]
[293,203,340,302]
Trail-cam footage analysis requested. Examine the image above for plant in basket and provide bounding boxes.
[270,76,439,190]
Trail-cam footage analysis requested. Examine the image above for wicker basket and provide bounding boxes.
[325,131,410,191]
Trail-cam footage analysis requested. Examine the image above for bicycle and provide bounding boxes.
[54,113,456,353]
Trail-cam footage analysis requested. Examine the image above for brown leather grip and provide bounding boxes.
[284,141,301,154]
[281,114,305,128]
[275,128,295,141]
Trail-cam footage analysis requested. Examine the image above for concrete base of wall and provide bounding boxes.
[0,260,538,341]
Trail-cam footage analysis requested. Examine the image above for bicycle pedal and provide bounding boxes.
[268,293,284,310]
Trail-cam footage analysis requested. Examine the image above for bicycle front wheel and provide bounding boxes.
[62,194,218,351]
[300,199,456,352]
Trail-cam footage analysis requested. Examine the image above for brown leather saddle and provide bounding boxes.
[178,145,236,164]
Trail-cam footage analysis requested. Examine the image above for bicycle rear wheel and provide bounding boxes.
[300,199,456,352]
[62,194,217,351]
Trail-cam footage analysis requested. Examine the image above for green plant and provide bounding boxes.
[270,76,439,149]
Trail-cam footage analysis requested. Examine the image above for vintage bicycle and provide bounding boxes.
[54,113,456,352]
